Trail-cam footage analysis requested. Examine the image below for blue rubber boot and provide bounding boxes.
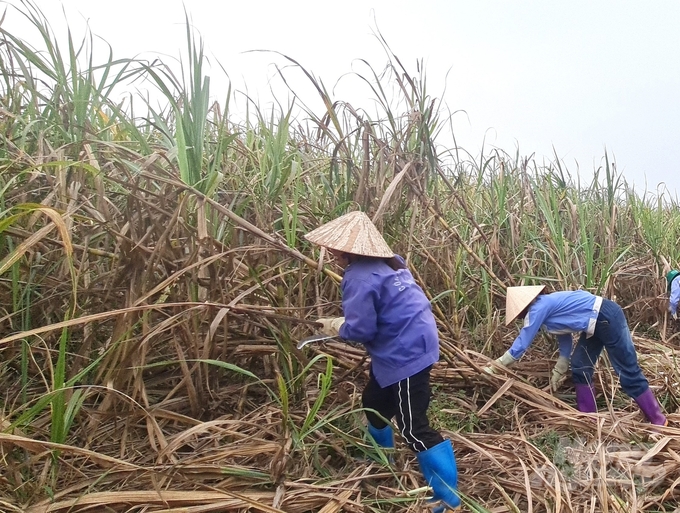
[367,423,394,449]
[416,439,461,511]
[366,423,395,464]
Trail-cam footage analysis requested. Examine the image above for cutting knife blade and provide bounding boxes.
[297,334,335,349]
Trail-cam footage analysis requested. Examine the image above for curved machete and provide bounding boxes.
[297,334,335,349]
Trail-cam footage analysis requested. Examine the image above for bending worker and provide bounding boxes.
[667,270,680,320]
[304,210,460,512]
[485,285,667,426]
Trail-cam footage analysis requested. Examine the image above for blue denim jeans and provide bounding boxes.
[571,298,649,399]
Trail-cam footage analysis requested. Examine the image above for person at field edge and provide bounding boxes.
[667,270,680,321]
[484,285,667,426]
[304,210,460,513]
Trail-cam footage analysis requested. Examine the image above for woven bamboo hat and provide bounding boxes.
[505,285,546,325]
[304,211,394,258]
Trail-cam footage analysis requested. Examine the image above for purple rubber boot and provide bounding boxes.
[634,389,668,426]
[575,383,597,413]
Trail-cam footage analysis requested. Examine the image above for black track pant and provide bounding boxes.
[362,365,444,452]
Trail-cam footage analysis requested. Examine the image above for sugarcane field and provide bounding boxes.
[1,2,680,512]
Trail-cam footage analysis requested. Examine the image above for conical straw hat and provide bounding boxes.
[505,285,546,325]
[304,211,394,258]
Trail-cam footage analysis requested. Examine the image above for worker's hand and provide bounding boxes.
[672,312,678,321]
[483,351,517,374]
[317,317,345,337]
[550,355,570,391]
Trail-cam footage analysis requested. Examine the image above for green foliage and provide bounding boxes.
[0,0,144,152]
[140,9,225,197]
[428,386,480,434]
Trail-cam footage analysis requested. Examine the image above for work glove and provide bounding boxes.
[317,317,345,337]
[550,355,570,392]
[672,312,678,321]
[483,350,517,374]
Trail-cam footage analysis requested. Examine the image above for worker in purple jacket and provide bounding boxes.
[304,210,460,512]
[485,285,667,426]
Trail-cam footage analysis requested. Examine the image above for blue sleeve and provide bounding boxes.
[508,301,552,360]
[508,317,542,359]
[338,278,378,343]
[557,334,573,358]
[670,278,680,315]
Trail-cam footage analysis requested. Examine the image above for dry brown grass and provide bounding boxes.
[1,144,679,511]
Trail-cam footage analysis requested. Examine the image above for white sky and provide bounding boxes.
[7,0,680,195]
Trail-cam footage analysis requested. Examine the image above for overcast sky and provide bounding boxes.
[8,0,680,195]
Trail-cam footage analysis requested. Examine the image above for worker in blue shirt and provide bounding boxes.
[485,285,667,426]
[667,270,680,320]
[304,210,460,512]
